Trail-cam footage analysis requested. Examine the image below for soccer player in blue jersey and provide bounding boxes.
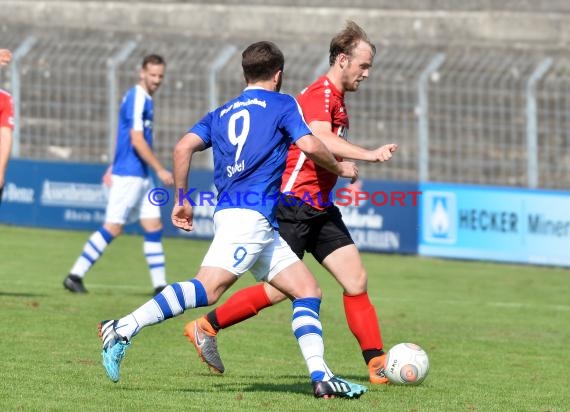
[186,21,395,385]
[64,54,173,295]
[97,41,367,398]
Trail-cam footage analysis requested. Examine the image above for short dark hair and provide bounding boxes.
[241,41,284,84]
[142,54,166,68]
[329,21,376,66]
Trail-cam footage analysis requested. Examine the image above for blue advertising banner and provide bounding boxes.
[1,159,419,255]
[419,182,570,266]
[0,159,215,237]
[331,179,419,254]
[1,159,110,230]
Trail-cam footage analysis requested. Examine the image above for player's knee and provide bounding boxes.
[343,269,368,294]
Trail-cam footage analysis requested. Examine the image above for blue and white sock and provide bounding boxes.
[115,279,208,340]
[69,227,114,278]
[143,230,166,288]
[292,297,334,382]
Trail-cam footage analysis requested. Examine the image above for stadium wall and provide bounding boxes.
[4,1,570,47]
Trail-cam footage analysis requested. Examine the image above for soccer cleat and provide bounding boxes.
[183,318,224,374]
[98,320,130,383]
[63,274,88,293]
[313,376,368,399]
[368,354,389,384]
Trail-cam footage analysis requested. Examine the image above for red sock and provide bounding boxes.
[343,292,384,353]
[214,284,272,329]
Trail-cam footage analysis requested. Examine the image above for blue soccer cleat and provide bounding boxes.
[313,376,368,399]
[98,320,130,383]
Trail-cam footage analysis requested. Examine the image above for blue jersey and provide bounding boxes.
[112,85,154,177]
[190,87,311,227]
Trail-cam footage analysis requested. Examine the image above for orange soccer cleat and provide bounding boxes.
[183,317,225,374]
[368,354,389,384]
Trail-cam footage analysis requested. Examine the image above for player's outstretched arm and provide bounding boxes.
[369,143,398,162]
[295,133,358,182]
[171,132,206,231]
[310,120,398,162]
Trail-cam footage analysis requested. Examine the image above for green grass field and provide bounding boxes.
[0,224,568,411]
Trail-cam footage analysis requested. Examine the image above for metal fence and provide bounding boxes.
[1,28,569,189]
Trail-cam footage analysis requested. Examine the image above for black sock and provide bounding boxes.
[363,349,385,365]
[206,311,221,332]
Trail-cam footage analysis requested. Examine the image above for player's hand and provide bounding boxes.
[102,165,112,188]
[370,143,398,162]
[158,169,174,186]
[338,161,359,183]
[0,49,12,66]
[171,203,194,231]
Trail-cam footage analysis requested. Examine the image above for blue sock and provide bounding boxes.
[116,279,208,340]
[143,229,166,288]
[292,297,334,382]
[69,227,114,277]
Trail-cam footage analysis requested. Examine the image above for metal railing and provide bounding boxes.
[1,28,569,189]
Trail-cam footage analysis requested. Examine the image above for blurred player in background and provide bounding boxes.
[63,54,173,295]
[0,49,14,205]
[185,21,397,385]
[0,49,12,66]
[97,41,367,399]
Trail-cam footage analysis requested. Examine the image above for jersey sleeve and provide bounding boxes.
[279,95,312,144]
[0,93,14,130]
[123,88,146,132]
[189,111,213,149]
[298,83,333,124]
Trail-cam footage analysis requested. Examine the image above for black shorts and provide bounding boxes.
[276,195,354,263]
[0,186,3,206]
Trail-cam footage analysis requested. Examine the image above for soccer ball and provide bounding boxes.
[384,342,430,385]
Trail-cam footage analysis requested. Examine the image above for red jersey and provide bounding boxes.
[0,89,15,130]
[281,76,348,209]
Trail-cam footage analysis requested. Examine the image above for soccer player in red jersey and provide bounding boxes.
[185,21,398,384]
[0,49,14,205]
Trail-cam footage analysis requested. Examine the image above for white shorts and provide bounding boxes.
[201,208,299,282]
[105,175,161,225]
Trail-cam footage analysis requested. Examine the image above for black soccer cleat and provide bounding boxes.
[153,285,166,295]
[63,274,88,293]
[313,376,368,399]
